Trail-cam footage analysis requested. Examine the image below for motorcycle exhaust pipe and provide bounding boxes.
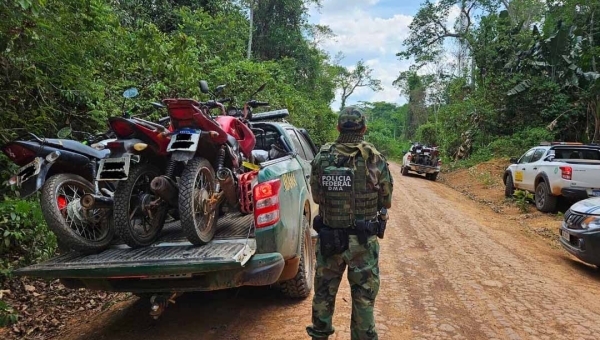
[217,170,238,208]
[150,176,179,207]
[81,194,113,210]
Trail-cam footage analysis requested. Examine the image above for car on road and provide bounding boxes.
[401,143,441,181]
[14,112,320,316]
[503,142,600,212]
[559,197,600,267]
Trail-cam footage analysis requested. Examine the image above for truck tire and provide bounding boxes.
[535,180,558,213]
[41,173,113,254]
[114,164,168,248]
[504,174,515,198]
[428,173,438,181]
[281,215,314,299]
[179,157,219,245]
[401,166,409,176]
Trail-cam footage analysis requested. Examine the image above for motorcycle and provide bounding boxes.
[95,87,175,248]
[1,126,117,253]
[157,81,265,245]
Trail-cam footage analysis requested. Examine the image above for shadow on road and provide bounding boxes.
[561,256,600,281]
[70,286,307,340]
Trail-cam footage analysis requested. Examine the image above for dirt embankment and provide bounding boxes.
[439,159,565,246]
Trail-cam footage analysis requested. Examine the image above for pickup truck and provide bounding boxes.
[503,142,600,212]
[14,111,320,317]
[401,143,441,181]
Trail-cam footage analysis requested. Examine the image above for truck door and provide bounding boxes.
[285,128,314,187]
[514,149,535,190]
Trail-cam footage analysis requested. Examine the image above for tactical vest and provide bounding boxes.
[318,143,379,228]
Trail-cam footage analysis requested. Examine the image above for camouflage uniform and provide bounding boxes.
[307,107,393,340]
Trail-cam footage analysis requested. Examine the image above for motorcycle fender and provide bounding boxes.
[172,150,195,162]
[18,160,54,199]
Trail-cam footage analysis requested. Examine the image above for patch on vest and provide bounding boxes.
[321,174,353,192]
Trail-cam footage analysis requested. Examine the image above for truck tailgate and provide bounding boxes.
[15,213,256,279]
[571,162,600,189]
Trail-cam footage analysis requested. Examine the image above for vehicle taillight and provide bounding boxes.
[1,143,36,166]
[438,159,442,166]
[110,120,134,137]
[407,155,412,161]
[106,141,124,150]
[253,179,281,228]
[169,108,195,120]
[559,166,572,180]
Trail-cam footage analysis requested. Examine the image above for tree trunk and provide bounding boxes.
[247,2,254,60]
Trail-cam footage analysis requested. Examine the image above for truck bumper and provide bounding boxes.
[561,188,589,201]
[59,252,285,293]
[408,165,439,174]
[559,224,600,266]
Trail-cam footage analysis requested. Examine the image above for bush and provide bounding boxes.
[0,196,57,279]
[415,123,439,146]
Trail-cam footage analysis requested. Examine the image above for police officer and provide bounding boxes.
[306,106,393,340]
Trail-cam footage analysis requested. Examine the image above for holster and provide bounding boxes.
[354,220,378,245]
[318,227,349,258]
[377,208,388,239]
[313,215,324,234]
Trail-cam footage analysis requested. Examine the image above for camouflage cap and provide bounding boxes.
[338,106,366,132]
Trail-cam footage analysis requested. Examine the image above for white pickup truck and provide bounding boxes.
[401,143,441,181]
[503,143,600,212]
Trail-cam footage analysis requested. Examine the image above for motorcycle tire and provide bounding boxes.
[41,173,114,254]
[179,157,219,246]
[113,164,168,248]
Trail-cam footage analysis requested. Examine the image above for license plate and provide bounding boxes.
[561,229,570,242]
[16,157,42,186]
[97,155,131,181]
[592,190,600,197]
[167,129,201,152]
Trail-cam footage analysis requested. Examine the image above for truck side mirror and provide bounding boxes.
[509,157,518,164]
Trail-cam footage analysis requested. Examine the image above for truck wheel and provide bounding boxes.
[504,174,515,198]
[280,215,314,299]
[41,173,114,254]
[114,164,168,248]
[535,181,558,213]
[428,173,438,181]
[180,157,219,245]
[401,166,409,176]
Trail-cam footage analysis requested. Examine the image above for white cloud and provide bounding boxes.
[319,10,412,56]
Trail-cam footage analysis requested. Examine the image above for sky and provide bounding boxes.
[307,0,460,110]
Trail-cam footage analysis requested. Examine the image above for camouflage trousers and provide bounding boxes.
[306,235,380,340]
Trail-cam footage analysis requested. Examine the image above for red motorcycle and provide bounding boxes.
[93,88,175,248]
[156,81,266,245]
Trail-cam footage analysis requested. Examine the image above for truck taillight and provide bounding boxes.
[407,155,412,161]
[560,166,572,180]
[438,159,442,166]
[253,179,281,228]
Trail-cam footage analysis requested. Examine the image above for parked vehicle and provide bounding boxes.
[503,142,600,212]
[559,197,600,267]
[160,81,265,245]
[401,142,441,181]
[14,114,319,318]
[95,88,175,248]
[1,127,116,253]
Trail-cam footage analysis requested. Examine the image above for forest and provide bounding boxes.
[0,0,599,326]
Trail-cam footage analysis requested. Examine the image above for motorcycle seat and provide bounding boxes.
[44,138,109,159]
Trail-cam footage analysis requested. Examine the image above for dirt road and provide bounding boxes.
[59,163,600,340]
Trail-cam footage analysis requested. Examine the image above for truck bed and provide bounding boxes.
[15,213,256,279]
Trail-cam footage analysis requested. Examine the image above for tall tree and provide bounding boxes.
[335,60,383,110]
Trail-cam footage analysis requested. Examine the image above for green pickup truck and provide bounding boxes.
[15,112,319,315]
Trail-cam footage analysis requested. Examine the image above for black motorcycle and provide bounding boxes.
[1,127,116,253]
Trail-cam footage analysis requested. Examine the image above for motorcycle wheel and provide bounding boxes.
[113,164,168,248]
[179,157,219,245]
[40,173,113,254]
